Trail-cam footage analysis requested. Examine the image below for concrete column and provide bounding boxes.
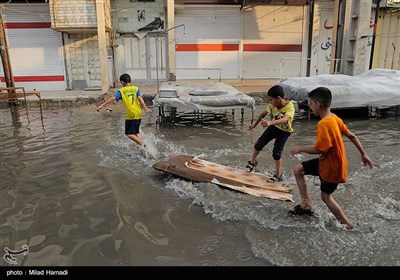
[96,0,109,92]
[354,0,373,75]
[372,9,383,69]
[167,0,176,80]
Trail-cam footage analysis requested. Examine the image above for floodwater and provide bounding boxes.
[0,103,399,267]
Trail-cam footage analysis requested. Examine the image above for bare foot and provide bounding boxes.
[344,223,354,230]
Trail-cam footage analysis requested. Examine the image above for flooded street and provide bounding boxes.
[1,104,399,267]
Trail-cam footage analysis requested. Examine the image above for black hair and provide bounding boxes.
[119,73,131,84]
[267,85,285,99]
[308,87,332,108]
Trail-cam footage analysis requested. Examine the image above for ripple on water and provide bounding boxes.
[197,235,221,255]
[375,197,400,220]
[236,250,253,262]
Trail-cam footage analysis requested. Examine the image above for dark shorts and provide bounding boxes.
[254,125,291,160]
[301,158,338,194]
[125,119,141,135]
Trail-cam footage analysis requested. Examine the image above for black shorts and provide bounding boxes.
[254,125,291,160]
[301,158,338,194]
[125,119,141,135]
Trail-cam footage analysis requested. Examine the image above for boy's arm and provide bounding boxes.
[261,114,291,127]
[291,145,323,156]
[248,111,268,130]
[138,96,152,114]
[97,96,115,111]
[345,130,374,168]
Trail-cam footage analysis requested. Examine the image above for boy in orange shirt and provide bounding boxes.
[289,87,374,229]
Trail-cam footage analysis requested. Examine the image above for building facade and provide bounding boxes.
[0,0,399,91]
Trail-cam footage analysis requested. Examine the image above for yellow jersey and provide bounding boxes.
[115,85,142,120]
[266,99,295,133]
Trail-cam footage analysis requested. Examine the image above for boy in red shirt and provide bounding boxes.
[289,87,374,229]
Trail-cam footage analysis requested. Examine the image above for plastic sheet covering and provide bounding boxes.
[153,82,255,110]
[276,69,400,109]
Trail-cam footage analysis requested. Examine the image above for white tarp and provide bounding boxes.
[277,69,400,109]
[153,82,255,111]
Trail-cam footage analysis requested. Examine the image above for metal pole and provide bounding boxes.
[369,0,381,69]
[156,37,159,94]
[158,24,185,82]
[329,0,340,74]
[391,43,396,69]
[160,37,164,80]
[145,36,151,85]
[306,0,314,77]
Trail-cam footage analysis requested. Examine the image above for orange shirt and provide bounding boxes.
[315,114,349,183]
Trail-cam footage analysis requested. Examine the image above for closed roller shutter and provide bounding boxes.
[242,5,306,78]
[0,4,66,91]
[175,5,240,80]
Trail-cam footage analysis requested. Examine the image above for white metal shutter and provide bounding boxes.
[242,5,307,78]
[175,6,240,80]
[1,4,66,91]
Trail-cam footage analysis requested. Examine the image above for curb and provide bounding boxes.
[0,91,269,109]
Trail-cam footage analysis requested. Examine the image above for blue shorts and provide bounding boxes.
[125,119,141,135]
[301,158,338,194]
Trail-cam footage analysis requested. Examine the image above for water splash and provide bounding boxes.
[375,197,400,220]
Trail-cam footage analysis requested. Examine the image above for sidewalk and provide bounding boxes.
[8,79,277,108]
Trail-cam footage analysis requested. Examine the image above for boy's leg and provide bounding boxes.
[125,120,142,147]
[292,163,313,210]
[274,159,282,178]
[272,134,289,178]
[320,186,354,229]
[245,149,260,172]
[249,127,275,167]
[127,134,142,146]
[250,149,260,164]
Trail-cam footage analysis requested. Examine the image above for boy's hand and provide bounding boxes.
[96,105,102,111]
[248,123,256,131]
[145,108,152,114]
[261,119,270,127]
[362,154,374,168]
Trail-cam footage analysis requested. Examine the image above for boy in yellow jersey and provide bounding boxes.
[246,85,295,182]
[97,73,152,148]
[289,87,374,229]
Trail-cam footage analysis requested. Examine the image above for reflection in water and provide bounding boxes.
[0,105,399,266]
